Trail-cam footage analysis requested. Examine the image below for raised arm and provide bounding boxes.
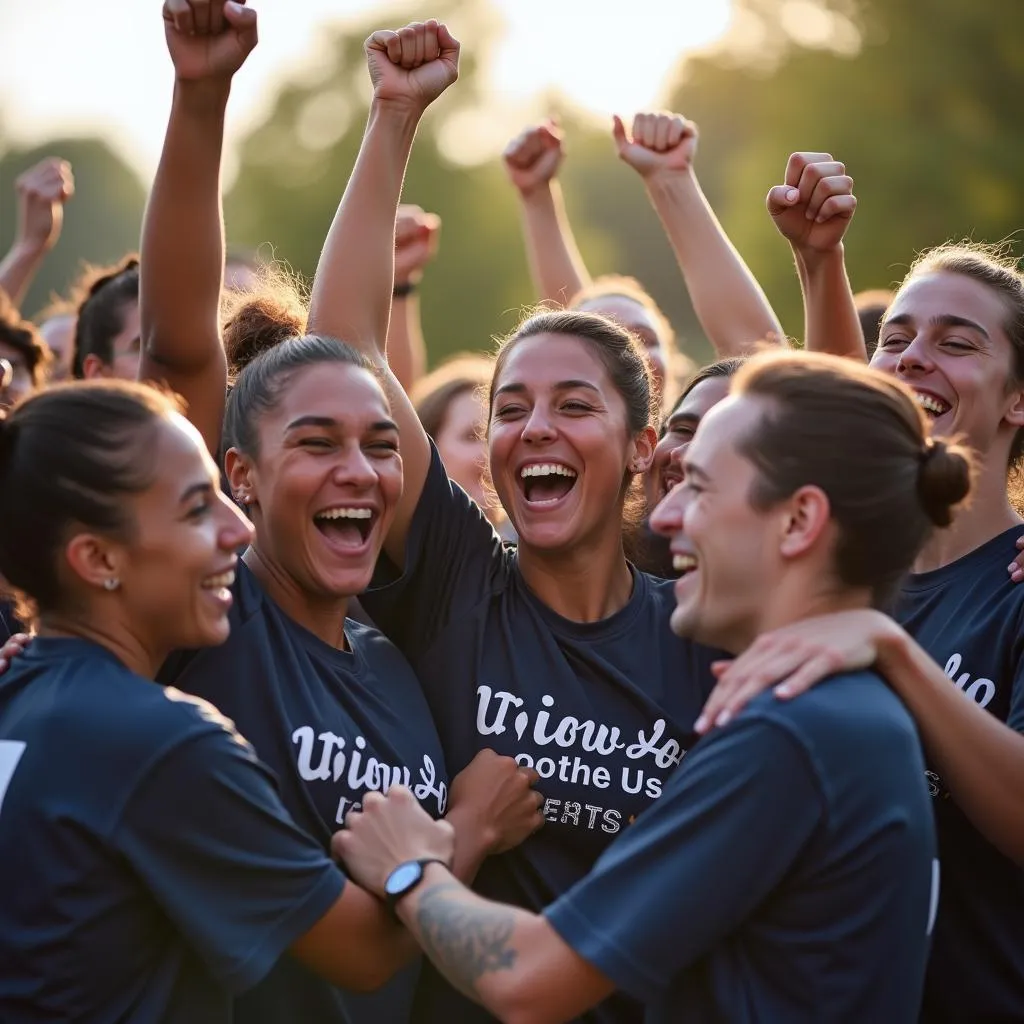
[140,0,257,454]
[766,152,866,361]
[613,112,783,358]
[306,19,459,566]
[0,158,74,311]
[502,122,591,306]
[386,204,441,391]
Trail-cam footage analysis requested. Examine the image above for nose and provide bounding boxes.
[521,406,556,445]
[896,334,933,376]
[330,443,380,488]
[218,494,255,550]
[649,483,685,538]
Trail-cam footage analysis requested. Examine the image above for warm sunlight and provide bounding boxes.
[0,0,732,176]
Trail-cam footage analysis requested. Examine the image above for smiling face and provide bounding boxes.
[871,271,1024,463]
[489,333,652,553]
[227,361,403,600]
[576,295,669,396]
[108,413,254,654]
[649,395,784,652]
[646,374,733,508]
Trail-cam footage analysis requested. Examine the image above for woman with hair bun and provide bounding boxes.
[709,240,1024,1022]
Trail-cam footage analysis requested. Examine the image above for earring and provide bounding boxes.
[103,578,120,591]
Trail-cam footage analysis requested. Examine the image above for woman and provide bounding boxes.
[411,353,515,540]
[139,7,540,1024]
[0,379,450,1020]
[333,349,967,1024]
[307,21,723,1024]
[701,242,1024,1023]
[0,290,51,410]
[72,254,142,380]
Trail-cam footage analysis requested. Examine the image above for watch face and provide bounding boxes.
[385,861,423,897]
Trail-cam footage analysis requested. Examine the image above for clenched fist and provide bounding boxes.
[394,205,441,285]
[767,152,856,255]
[162,0,258,81]
[365,19,460,114]
[14,158,74,254]
[613,112,698,180]
[503,122,564,196]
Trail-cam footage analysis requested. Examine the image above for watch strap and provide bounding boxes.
[384,857,449,913]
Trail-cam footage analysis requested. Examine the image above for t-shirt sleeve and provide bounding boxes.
[114,726,344,995]
[544,716,823,1002]
[361,441,507,658]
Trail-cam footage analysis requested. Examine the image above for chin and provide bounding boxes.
[316,565,375,599]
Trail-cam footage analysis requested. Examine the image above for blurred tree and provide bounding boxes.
[0,138,146,318]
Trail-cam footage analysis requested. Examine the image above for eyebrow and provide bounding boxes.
[666,411,699,428]
[284,415,399,432]
[494,379,601,398]
[180,481,213,504]
[884,313,991,340]
[682,460,710,483]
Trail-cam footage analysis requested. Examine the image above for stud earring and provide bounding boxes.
[103,578,120,591]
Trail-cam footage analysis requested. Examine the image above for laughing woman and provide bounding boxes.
[706,239,1024,1022]
[307,20,723,1024]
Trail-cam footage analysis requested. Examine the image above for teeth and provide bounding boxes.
[912,391,949,415]
[203,570,235,589]
[520,463,578,479]
[315,507,373,520]
[673,554,698,572]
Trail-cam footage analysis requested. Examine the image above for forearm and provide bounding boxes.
[444,802,497,885]
[645,171,783,357]
[0,241,47,311]
[397,866,561,1024]
[307,101,421,359]
[141,79,229,374]
[387,293,426,391]
[517,182,590,306]
[876,626,1024,864]
[794,245,866,360]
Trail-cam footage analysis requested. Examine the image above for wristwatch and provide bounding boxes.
[384,858,449,912]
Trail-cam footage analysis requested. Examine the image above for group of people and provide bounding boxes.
[0,3,1022,1023]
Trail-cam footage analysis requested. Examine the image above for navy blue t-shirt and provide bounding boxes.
[362,446,720,1024]
[0,598,23,642]
[546,670,938,1023]
[893,525,1024,1023]
[0,637,343,1023]
[160,560,449,1024]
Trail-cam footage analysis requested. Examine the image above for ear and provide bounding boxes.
[777,485,832,561]
[64,532,124,592]
[629,425,659,475]
[225,446,258,508]
[1004,386,1024,430]
[81,354,110,380]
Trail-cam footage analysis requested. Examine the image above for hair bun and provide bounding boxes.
[917,437,973,527]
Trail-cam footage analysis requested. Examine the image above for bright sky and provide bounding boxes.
[0,0,733,180]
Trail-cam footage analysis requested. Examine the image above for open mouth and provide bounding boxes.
[201,567,236,608]
[313,506,376,549]
[911,390,952,419]
[660,470,683,501]
[672,553,699,577]
[519,463,578,506]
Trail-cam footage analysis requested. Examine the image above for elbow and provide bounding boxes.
[484,974,569,1024]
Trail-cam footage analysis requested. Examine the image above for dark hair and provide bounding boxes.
[733,351,973,606]
[224,335,373,457]
[571,275,675,349]
[854,289,894,360]
[0,290,52,387]
[662,357,745,431]
[72,255,140,378]
[412,353,493,440]
[0,381,181,621]
[901,242,1024,470]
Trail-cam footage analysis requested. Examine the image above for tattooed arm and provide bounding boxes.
[333,788,614,1024]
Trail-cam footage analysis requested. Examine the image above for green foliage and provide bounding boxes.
[0,138,146,318]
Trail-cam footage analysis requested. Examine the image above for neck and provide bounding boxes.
[915,459,1022,573]
[729,575,872,656]
[244,546,350,649]
[37,611,167,679]
[517,531,634,623]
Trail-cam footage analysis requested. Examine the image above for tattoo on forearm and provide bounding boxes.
[414,882,518,1001]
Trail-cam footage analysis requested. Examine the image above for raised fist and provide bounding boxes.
[162,0,258,81]
[502,122,564,196]
[365,19,460,114]
[613,112,698,180]
[767,152,856,255]
[394,205,441,285]
[15,158,74,253]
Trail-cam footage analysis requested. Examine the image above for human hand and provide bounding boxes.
[394,205,441,285]
[14,159,74,254]
[612,111,698,180]
[766,152,856,256]
[502,122,565,196]
[365,19,460,115]
[162,0,258,82]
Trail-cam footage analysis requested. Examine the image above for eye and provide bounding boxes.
[681,479,703,496]
[365,440,399,455]
[878,334,910,350]
[942,338,975,352]
[561,401,593,413]
[670,424,694,439]
[493,404,525,420]
[299,436,333,449]
[186,501,211,520]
